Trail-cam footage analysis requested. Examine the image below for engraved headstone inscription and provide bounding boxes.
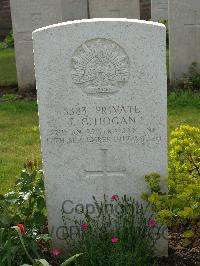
[33,19,167,256]
[169,0,200,84]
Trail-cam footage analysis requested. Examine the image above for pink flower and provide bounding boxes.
[81,223,88,231]
[17,224,25,234]
[52,249,60,256]
[148,219,157,227]
[111,237,119,244]
[111,194,119,201]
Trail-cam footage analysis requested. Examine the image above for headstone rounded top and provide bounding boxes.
[33,13,167,256]
[33,18,165,35]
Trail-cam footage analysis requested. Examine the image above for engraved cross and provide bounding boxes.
[85,149,126,195]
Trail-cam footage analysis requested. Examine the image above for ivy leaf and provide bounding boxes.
[4,192,18,204]
[37,197,46,209]
[21,207,30,215]
[33,212,46,225]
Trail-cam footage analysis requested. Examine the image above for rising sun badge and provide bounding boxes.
[71,38,130,97]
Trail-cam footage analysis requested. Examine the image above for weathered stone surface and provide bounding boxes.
[33,18,167,256]
[89,0,140,19]
[10,0,88,90]
[169,0,200,84]
[0,0,12,40]
[61,0,88,21]
[151,0,168,21]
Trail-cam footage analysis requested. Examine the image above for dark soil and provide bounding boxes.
[156,232,200,266]
[0,85,18,97]
[0,85,37,100]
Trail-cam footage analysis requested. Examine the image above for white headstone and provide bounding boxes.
[10,0,88,91]
[169,0,200,84]
[89,0,140,19]
[33,19,167,256]
[151,0,168,21]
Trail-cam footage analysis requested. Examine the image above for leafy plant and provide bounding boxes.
[168,89,200,107]
[0,93,17,102]
[182,62,200,91]
[0,162,84,265]
[0,161,46,230]
[0,223,52,266]
[0,161,49,265]
[63,195,162,266]
[0,42,6,49]
[143,125,200,244]
[4,160,47,229]
[0,32,14,50]
[4,31,14,48]
[12,226,83,266]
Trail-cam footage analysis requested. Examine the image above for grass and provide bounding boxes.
[0,91,200,194]
[0,100,41,193]
[168,90,200,131]
[166,48,169,79]
[168,106,200,132]
[0,48,17,86]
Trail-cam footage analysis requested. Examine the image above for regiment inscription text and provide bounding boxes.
[46,103,162,146]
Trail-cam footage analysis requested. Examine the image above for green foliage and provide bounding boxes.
[143,125,200,242]
[20,255,83,266]
[12,226,83,266]
[0,48,17,86]
[64,196,161,266]
[182,62,200,91]
[0,42,6,49]
[0,162,48,265]
[0,161,46,230]
[0,100,41,194]
[0,32,14,50]
[4,32,14,49]
[0,163,82,265]
[0,223,51,265]
[4,161,46,228]
[0,93,18,102]
[168,89,200,107]
[0,228,12,266]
